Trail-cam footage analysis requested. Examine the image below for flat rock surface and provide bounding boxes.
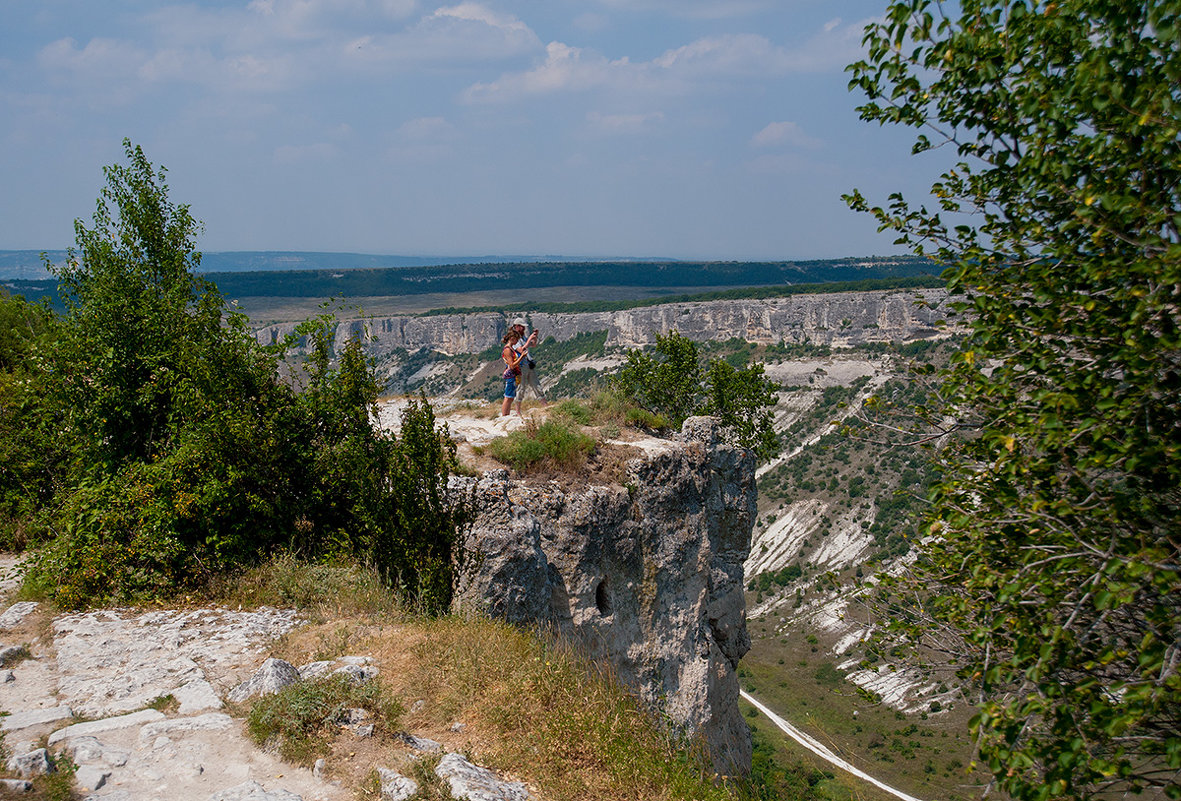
[0,598,345,801]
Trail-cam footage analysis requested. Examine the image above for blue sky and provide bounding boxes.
[1,1,941,260]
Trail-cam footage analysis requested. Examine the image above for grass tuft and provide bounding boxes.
[245,673,403,765]
[486,418,596,472]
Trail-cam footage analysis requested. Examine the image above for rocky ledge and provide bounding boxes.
[454,417,757,775]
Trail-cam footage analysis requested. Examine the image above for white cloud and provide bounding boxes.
[751,121,821,149]
[593,0,772,19]
[463,18,872,104]
[38,37,145,81]
[343,4,541,67]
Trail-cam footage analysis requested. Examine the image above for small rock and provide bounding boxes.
[376,767,418,801]
[337,655,372,666]
[409,699,426,714]
[2,670,14,682]
[75,765,112,792]
[0,602,39,629]
[103,749,130,768]
[450,721,466,732]
[139,712,234,742]
[61,737,104,763]
[435,753,530,801]
[349,723,374,738]
[296,661,335,681]
[6,748,52,778]
[398,732,442,752]
[332,663,378,684]
[0,778,32,793]
[227,657,300,703]
[312,758,326,779]
[208,779,305,801]
[341,708,370,725]
[173,678,224,714]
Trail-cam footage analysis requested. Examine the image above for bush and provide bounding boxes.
[613,331,780,459]
[15,141,469,614]
[487,418,596,472]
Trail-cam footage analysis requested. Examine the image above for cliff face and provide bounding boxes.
[255,288,954,355]
[452,418,757,775]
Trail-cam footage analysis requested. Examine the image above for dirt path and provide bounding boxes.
[740,690,926,801]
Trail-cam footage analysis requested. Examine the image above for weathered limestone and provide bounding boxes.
[0,602,39,629]
[376,768,418,801]
[48,710,164,745]
[226,657,300,702]
[1,706,74,733]
[454,416,756,774]
[209,780,305,801]
[256,288,956,357]
[6,748,52,778]
[434,753,530,801]
[53,607,302,717]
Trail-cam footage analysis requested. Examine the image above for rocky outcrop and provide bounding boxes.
[255,288,956,356]
[453,417,757,775]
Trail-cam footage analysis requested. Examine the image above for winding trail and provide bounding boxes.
[740,690,926,801]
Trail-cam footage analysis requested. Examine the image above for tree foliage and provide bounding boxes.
[846,1,1180,798]
[8,140,466,613]
[614,330,780,459]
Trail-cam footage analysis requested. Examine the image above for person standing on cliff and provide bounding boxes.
[500,329,526,416]
[510,317,546,412]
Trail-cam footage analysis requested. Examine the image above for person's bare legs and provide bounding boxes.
[501,395,513,416]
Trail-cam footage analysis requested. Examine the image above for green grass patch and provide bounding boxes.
[246,673,403,765]
[550,399,593,425]
[486,419,596,472]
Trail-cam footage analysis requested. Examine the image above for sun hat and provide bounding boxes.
[511,317,527,327]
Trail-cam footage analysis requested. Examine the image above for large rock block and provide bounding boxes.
[454,417,756,774]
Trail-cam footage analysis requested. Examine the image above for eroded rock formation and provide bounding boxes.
[255,288,956,356]
[453,417,757,774]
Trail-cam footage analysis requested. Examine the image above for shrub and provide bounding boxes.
[15,142,469,614]
[487,418,596,472]
[613,331,780,459]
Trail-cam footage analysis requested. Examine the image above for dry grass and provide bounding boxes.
[343,616,734,801]
[242,610,739,800]
[203,554,404,623]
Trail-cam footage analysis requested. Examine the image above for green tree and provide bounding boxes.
[0,291,67,546]
[614,331,780,459]
[21,141,467,611]
[845,2,1180,798]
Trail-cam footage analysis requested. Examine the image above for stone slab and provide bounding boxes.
[1,705,73,732]
[47,709,164,745]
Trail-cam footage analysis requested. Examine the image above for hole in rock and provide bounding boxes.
[595,579,612,616]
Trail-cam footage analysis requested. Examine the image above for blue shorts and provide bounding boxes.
[504,377,517,398]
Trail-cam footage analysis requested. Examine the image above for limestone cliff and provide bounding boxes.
[452,418,756,775]
[255,288,955,356]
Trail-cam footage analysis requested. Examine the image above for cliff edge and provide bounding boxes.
[453,417,756,775]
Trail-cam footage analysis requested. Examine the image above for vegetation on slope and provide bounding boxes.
[846,1,1181,797]
[0,141,467,613]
